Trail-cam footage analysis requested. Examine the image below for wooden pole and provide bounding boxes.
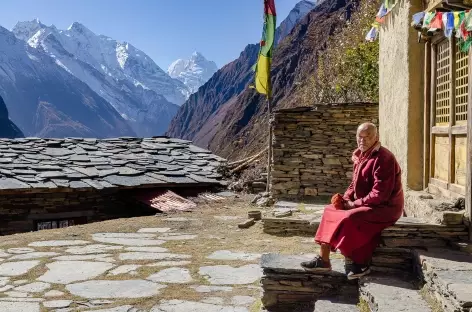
[266,96,272,193]
[466,49,472,241]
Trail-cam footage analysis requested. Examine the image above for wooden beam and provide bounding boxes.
[430,44,438,182]
[467,47,472,241]
[449,38,456,188]
[424,41,432,190]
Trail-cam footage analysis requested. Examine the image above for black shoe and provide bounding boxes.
[347,263,371,280]
[300,256,332,272]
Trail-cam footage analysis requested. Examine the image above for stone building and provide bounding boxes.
[378,0,471,237]
[0,137,225,235]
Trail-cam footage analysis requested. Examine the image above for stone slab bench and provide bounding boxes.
[263,216,468,248]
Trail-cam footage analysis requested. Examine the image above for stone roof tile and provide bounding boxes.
[0,137,226,192]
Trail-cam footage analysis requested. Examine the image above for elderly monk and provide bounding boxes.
[301,122,404,280]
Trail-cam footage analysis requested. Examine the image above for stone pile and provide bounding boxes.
[260,254,358,311]
[271,104,378,199]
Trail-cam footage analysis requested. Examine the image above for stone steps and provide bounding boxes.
[314,297,360,312]
[360,275,433,312]
[414,248,472,312]
[262,216,468,247]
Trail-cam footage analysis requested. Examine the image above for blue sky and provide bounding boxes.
[0,0,302,70]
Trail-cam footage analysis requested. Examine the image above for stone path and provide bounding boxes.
[0,225,261,311]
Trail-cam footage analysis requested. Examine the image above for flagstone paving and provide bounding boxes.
[0,195,322,311]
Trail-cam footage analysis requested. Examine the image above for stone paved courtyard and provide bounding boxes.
[0,195,321,312]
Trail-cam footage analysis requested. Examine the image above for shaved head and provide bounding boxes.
[356,122,378,152]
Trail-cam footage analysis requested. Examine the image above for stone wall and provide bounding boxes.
[0,188,155,235]
[271,103,378,199]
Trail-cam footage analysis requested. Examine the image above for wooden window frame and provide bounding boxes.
[428,35,468,198]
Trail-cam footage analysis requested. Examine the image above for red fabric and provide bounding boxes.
[315,145,404,264]
[264,0,277,16]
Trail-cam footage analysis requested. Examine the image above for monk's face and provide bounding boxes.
[357,128,378,152]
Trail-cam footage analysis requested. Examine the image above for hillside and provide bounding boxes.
[168,0,379,160]
[166,0,317,143]
[0,95,23,139]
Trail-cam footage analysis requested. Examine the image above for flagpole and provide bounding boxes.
[266,95,272,193]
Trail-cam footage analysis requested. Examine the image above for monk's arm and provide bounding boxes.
[343,180,355,201]
[353,157,395,207]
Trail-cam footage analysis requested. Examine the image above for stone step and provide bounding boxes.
[414,248,472,312]
[360,275,433,312]
[314,297,360,312]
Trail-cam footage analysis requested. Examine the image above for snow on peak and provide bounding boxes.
[275,0,318,45]
[12,19,46,42]
[167,51,218,94]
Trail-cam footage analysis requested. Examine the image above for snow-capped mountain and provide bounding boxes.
[167,52,218,95]
[0,26,135,138]
[12,20,186,136]
[275,0,318,45]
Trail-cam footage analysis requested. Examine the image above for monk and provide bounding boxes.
[301,122,404,280]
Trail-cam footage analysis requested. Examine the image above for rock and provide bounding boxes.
[190,285,233,293]
[12,280,27,285]
[5,291,30,297]
[125,247,169,253]
[313,298,360,312]
[360,276,432,312]
[28,240,90,247]
[157,234,198,241]
[44,290,65,297]
[163,217,197,222]
[206,251,261,261]
[0,260,40,276]
[147,261,192,267]
[52,254,115,262]
[0,285,14,292]
[256,196,273,207]
[138,228,171,233]
[214,216,240,221]
[66,280,166,299]
[65,244,123,255]
[93,233,156,239]
[150,300,248,312]
[7,248,35,254]
[92,236,165,246]
[85,306,137,312]
[201,297,225,305]
[108,265,142,276]
[274,210,292,218]
[9,252,60,260]
[199,264,262,285]
[231,296,255,306]
[147,267,193,284]
[43,300,72,308]
[441,211,465,225]
[119,252,192,261]
[0,302,40,312]
[37,261,114,284]
[14,282,50,293]
[238,219,255,229]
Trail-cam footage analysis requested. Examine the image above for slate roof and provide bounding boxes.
[0,137,227,192]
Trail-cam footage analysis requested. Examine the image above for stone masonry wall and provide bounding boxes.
[271,103,378,199]
[0,189,151,235]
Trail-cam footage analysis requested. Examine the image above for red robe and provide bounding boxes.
[314,143,404,264]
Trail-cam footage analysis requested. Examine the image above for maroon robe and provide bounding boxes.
[314,143,404,264]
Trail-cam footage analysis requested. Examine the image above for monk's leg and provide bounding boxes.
[300,205,343,272]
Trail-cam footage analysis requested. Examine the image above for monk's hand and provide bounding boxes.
[344,201,355,210]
